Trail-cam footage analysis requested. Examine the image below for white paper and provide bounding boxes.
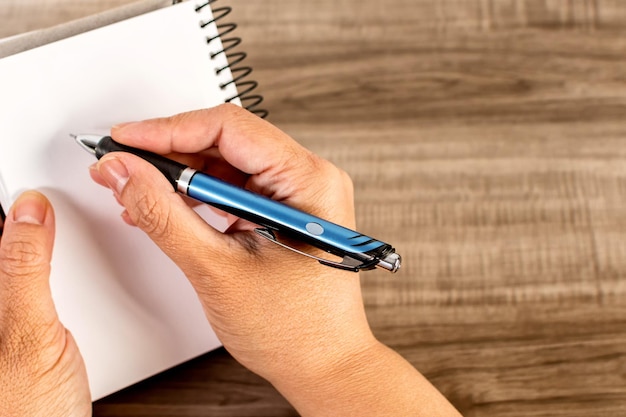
[0,1,239,400]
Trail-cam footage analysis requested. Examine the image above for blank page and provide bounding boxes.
[0,1,240,400]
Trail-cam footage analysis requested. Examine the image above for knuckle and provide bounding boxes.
[132,191,173,239]
[0,240,47,279]
[169,111,196,145]
[221,102,247,119]
[302,152,349,191]
[338,167,355,196]
[295,154,356,224]
[223,103,262,133]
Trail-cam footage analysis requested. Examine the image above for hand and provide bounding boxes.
[92,104,461,416]
[0,191,91,416]
[91,104,372,379]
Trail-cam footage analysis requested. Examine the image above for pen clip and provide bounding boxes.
[254,228,378,272]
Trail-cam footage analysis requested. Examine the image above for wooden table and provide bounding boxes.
[2,1,626,415]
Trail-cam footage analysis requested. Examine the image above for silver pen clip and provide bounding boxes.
[254,228,380,272]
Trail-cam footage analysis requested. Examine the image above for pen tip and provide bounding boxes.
[72,134,100,155]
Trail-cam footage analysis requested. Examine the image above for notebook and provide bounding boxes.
[0,0,265,400]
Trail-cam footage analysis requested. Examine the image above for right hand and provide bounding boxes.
[90,104,461,416]
[90,104,374,382]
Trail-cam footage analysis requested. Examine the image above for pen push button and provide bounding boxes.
[305,222,325,236]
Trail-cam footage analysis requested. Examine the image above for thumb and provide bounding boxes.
[95,152,244,279]
[0,191,58,333]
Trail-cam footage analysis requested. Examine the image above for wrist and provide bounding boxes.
[267,338,461,417]
[266,334,383,411]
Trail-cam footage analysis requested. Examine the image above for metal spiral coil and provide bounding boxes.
[195,0,268,118]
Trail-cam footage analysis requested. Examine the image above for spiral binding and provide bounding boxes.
[193,0,268,119]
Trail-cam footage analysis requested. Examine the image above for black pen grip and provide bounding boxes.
[95,136,186,190]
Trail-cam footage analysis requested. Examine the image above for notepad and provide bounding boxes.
[0,0,264,400]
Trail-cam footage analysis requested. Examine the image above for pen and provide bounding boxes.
[73,135,401,273]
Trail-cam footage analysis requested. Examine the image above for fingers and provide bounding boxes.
[111,104,354,221]
[97,104,357,279]
[111,104,301,178]
[94,152,246,280]
[0,191,58,333]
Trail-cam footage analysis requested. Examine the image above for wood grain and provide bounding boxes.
[2,0,626,415]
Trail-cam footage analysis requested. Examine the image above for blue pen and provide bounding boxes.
[74,135,401,273]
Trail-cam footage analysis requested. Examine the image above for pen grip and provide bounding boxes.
[95,136,186,190]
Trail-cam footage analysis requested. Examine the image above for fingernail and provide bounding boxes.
[12,191,47,225]
[98,157,129,195]
[88,163,99,177]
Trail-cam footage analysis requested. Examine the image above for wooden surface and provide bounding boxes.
[2,0,626,415]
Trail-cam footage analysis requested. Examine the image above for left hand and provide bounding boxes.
[0,191,91,416]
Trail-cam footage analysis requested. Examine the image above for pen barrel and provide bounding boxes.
[183,170,394,262]
[95,136,187,190]
[91,137,399,271]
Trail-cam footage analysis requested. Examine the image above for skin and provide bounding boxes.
[0,104,461,416]
[0,191,91,416]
